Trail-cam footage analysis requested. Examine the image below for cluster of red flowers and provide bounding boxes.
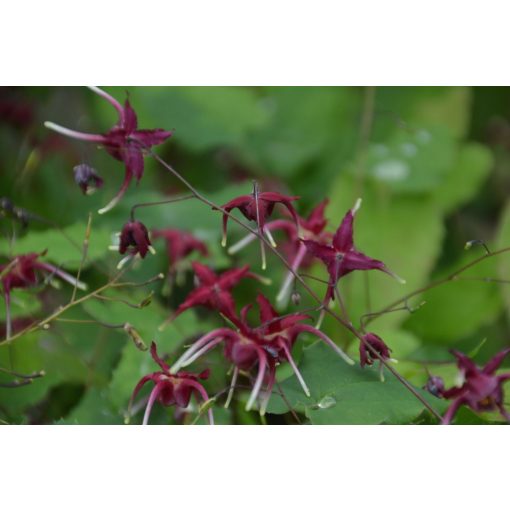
[5,86,503,426]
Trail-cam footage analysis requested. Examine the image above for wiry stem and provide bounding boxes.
[366,246,510,327]
[71,214,92,302]
[1,270,163,345]
[224,366,239,409]
[147,149,493,421]
[185,380,215,425]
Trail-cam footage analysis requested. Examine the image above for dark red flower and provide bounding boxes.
[1,252,86,340]
[168,262,257,323]
[220,184,299,269]
[45,87,173,214]
[440,348,510,424]
[73,164,103,195]
[303,199,404,303]
[119,221,153,260]
[171,293,353,414]
[359,332,392,368]
[152,228,208,269]
[129,342,213,425]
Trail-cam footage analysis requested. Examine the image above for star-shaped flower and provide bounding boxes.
[129,342,213,425]
[170,293,353,414]
[303,199,404,303]
[220,183,299,269]
[226,199,333,303]
[440,348,510,424]
[45,87,173,214]
[152,228,208,270]
[1,252,87,340]
[166,262,256,324]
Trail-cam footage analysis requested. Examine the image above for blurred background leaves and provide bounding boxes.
[1,86,510,424]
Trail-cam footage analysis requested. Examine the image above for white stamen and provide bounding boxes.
[281,342,310,397]
[260,239,267,271]
[228,233,257,254]
[245,350,267,411]
[353,197,362,214]
[98,195,123,215]
[170,330,226,374]
[117,255,133,270]
[379,362,385,382]
[386,269,406,284]
[264,227,277,248]
[180,338,223,368]
[148,245,157,255]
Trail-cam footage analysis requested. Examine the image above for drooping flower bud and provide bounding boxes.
[119,221,153,258]
[73,164,104,195]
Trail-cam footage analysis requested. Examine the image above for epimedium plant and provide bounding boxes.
[1,86,509,425]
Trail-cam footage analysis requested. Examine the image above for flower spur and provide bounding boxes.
[170,293,353,415]
[45,87,173,214]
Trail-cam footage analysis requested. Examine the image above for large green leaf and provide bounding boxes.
[101,87,269,152]
[267,342,444,424]
[404,254,503,343]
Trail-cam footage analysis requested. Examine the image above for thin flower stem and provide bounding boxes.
[275,379,301,424]
[366,246,510,327]
[71,213,92,302]
[1,270,163,345]
[185,380,215,425]
[0,366,45,379]
[224,366,239,409]
[130,194,195,221]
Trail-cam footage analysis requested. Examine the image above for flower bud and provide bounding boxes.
[73,164,104,195]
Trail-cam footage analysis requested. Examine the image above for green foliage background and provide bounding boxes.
[1,86,510,424]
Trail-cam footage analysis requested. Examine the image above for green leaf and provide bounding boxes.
[109,87,269,152]
[433,143,493,213]
[323,174,444,332]
[496,200,510,318]
[267,342,444,424]
[0,222,111,270]
[365,126,456,193]
[404,254,503,343]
